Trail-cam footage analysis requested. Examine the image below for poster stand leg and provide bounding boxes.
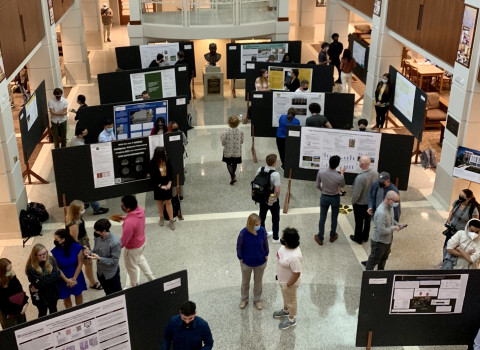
[22,161,49,185]
[366,330,373,350]
[243,99,250,124]
[176,174,184,220]
[355,94,364,105]
[62,193,68,223]
[40,127,52,144]
[283,168,292,213]
[412,138,421,164]
[384,111,398,129]
[191,77,196,99]
[231,78,236,98]
[251,125,258,163]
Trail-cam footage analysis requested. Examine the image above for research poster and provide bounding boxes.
[299,127,381,172]
[272,91,325,127]
[149,134,165,159]
[352,41,366,68]
[130,68,176,101]
[393,72,416,122]
[91,143,115,188]
[14,295,131,349]
[114,100,168,140]
[453,145,480,184]
[25,93,38,131]
[389,274,468,315]
[139,42,180,68]
[268,66,313,91]
[240,43,288,73]
[112,138,150,184]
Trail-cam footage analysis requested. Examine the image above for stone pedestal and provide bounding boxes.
[203,65,224,101]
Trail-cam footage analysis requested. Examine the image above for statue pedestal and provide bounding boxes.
[203,65,224,101]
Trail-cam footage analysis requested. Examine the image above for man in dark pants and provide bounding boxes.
[48,88,68,148]
[85,219,122,295]
[257,154,281,243]
[328,33,344,84]
[175,50,193,102]
[315,155,345,246]
[350,156,378,244]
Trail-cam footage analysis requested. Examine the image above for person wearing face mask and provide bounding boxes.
[83,219,122,295]
[446,219,480,269]
[48,88,69,148]
[98,118,115,143]
[167,121,187,200]
[151,117,167,135]
[0,258,29,329]
[25,244,60,317]
[374,73,392,129]
[364,191,405,270]
[66,200,103,290]
[236,213,269,310]
[368,171,400,222]
[357,118,369,132]
[51,229,87,309]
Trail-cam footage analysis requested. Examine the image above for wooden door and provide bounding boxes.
[0,0,26,77]
[118,0,130,25]
[386,0,424,44]
[18,0,45,54]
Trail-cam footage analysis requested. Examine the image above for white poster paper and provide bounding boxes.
[130,69,177,101]
[394,72,416,122]
[149,134,165,159]
[298,127,381,173]
[240,43,289,73]
[352,41,366,68]
[90,143,115,188]
[160,68,177,98]
[139,42,180,68]
[272,92,325,127]
[15,295,130,349]
[25,94,38,131]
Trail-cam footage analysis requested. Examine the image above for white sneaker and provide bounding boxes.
[267,231,273,237]
[272,239,281,244]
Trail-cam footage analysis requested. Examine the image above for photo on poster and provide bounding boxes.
[393,72,416,122]
[139,42,180,68]
[240,43,289,73]
[25,93,38,131]
[268,66,313,91]
[272,92,324,127]
[452,145,480,184]
[112,138,150,184]
[457,5,478,68]
[130,68,177,101]
[0,44,5,82]
[352,41,366,68]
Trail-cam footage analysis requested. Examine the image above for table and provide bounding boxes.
[406,60,444,93]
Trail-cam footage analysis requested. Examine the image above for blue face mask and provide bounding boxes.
[392,202,399,208]
[254,225,261,232]
[106,127,114,133]
[5,270,12,277]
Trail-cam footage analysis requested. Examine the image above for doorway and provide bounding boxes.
[118,0,130,24]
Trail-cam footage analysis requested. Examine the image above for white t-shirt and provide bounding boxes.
[48,97,68,124]
[276,246,302,286]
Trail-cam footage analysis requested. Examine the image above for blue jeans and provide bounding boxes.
[318,194,340,241]
[259,200,280,240]
[90,201,100,212]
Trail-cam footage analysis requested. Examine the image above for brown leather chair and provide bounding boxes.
[424,92,447,129]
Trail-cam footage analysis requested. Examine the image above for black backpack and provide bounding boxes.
[27,202,49,222]
[251,167,275,203]
[163,196,181,220]
[19,210,42,238]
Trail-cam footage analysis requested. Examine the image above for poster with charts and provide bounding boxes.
[25,93,38,131]
[91,142,115,188]
[299,127,381,173]
[393,72,416,122]
[14,295,131,349]
[139,43,180,68]
[272,92,324,127]
[389,274,468,315]
[240,43,288,73]
[130,68,176,101]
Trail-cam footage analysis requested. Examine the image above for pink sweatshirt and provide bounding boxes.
[121,206,146,249]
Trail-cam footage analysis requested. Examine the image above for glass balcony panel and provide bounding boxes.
[239,0,277,24]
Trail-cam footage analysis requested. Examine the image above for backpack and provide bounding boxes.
[420,148,437,169]
[163,196,181,220]
[251,167,275,203]
[187,113,194,130]
[19,210,42,238]
[27,202,49,222]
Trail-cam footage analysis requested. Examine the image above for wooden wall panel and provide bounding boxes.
[355,0,375,18]
[18,0,45,54]
[0,0,25,77]
[386,0,424,44]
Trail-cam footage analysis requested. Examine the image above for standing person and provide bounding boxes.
[273,227,302,330]
[66,200,103,290]
[69,94,88,122]
[350,156,378,244]
[151,117,167,135]
[168,122,187,200]
[305,103,332,128]
[51,229,87,308]
[374,73,392,129]
[256,154,281,243]
[98,118,115,142]
[281,53,292,63]
[328,33,344,83]
[340,49,356,93]
[318,42,331,65]
[0,258,29,329]
[16,66,30,105]
[161,301,214,350]
[237,213,269,310]
[276,108,300,169]
[221,115,244,185]
[149,53,167,68]
[284,69,300,92]
[364,191,405,270]
[255,68,271,91]
[295,80,310,93]
[314,155,345,246]
[48,88,68,148]
[446,219,480,269]
[150,147,175,230]
[25,244,60,317]
[101,3,113,43]
[175,51,193,101]
[368,171,401,222]
[84,219,122,295]
[118,195,155,287]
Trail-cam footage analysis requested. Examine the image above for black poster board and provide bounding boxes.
[0,270,188,350]
[98,65,190,105]
[245,61,334,100]
[226,41,302,79]
[284,126,414,190]
[52,132,185,206]
[18,81,49,162]
[348,34,369,84]
[356,269,480,347]
[76,96,189,145]
[388,65,427,141]
[115,42,196,77]
[250,91,355,137]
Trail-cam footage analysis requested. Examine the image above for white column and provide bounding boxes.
[324,0,349,45]
[82,0,103,50]
[296,0,316,43]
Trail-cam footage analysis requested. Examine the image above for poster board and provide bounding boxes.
[356,270,480,347]
[348,34,370,84]
[452,146,480,184]
[0,43,5,82]
[272,91,325,127]
[18,81,49,162]
[457,5,478,68]
[226,41,302,79]
[0,271,189,350]
[129,68,177,101]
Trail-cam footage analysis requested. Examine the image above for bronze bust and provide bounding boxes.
[204,43,221,66]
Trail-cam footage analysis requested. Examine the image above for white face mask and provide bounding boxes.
[391,202,399,208]
[382,78,388,83]
[80,209,85,215]
[468,231,478,240]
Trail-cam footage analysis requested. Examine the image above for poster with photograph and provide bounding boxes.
[272,92,324,127]
[352,41,366,68]
[453,146,480,184]
[299,127,381,172]
[130,68,176,101]
[316,0,326,7]
[240,43,288,73]
[393,72,416,122]
[0,44,5,82]
[389,274,468,315]
[268,66,313,91]
[139,43,180,68]
[374,0,382,16]
[457,5,478,68]
[47,0,55,25]
[25,93,38,131]
[91,143,115,188]
[112,138,150,184]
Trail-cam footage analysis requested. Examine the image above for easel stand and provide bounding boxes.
[366,331,373,350]
[352,76,364,105]
[231,77,236,98]
[243,97,250,124]
[176,174,184,220]
[384,111,399,129]
[251,124,258,163]
[283,169,293,213]
[22,161,49,185]
[412,138,422,164]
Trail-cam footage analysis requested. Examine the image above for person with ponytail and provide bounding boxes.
[276,107,300,169]
[446,218,480,269]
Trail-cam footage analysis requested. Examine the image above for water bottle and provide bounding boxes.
[268,193,276,206]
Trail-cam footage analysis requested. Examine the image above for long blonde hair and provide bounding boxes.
[0,258,12,288]
[66,200,84,225]
[25,244,53,275]
[246,213,261,234]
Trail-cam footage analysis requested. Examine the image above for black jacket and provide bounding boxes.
[26,257,60,307]
[0,276,28,315]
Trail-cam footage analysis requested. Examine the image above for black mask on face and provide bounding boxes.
[458,196,467,202]
[54,241,61,248]
[94,233,101,238]
[359,127,366,131]
[379,182,385,188]
[172,128,178,132]
[55,95,61,101]
[280,239,286,246]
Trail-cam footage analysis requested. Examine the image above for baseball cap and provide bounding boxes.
[378,172,390,184]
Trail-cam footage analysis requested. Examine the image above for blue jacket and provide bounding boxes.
[368,181,401,221]
[162,314,213,350]
[236,227,269,267]
[276,115,300,138]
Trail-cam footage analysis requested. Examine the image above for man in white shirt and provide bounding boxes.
[48,88,68,148]
[98,119,115,143]
[295,80,310,93]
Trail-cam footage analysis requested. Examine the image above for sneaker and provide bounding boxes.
[159,217,165,226]
[169,220,175,230]
[272,239,281,244]
[279,318,296,330]
[267,231,273,237]
[239,301,248,309]
[273,309,289,319]
[93,207,109,215]
[254,301,263,310]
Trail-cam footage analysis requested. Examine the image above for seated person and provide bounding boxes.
[296,80,310,93]
[98,119,115,143]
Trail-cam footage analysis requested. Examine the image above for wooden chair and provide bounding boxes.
[424,92,448,129]
[408,66,419,85]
